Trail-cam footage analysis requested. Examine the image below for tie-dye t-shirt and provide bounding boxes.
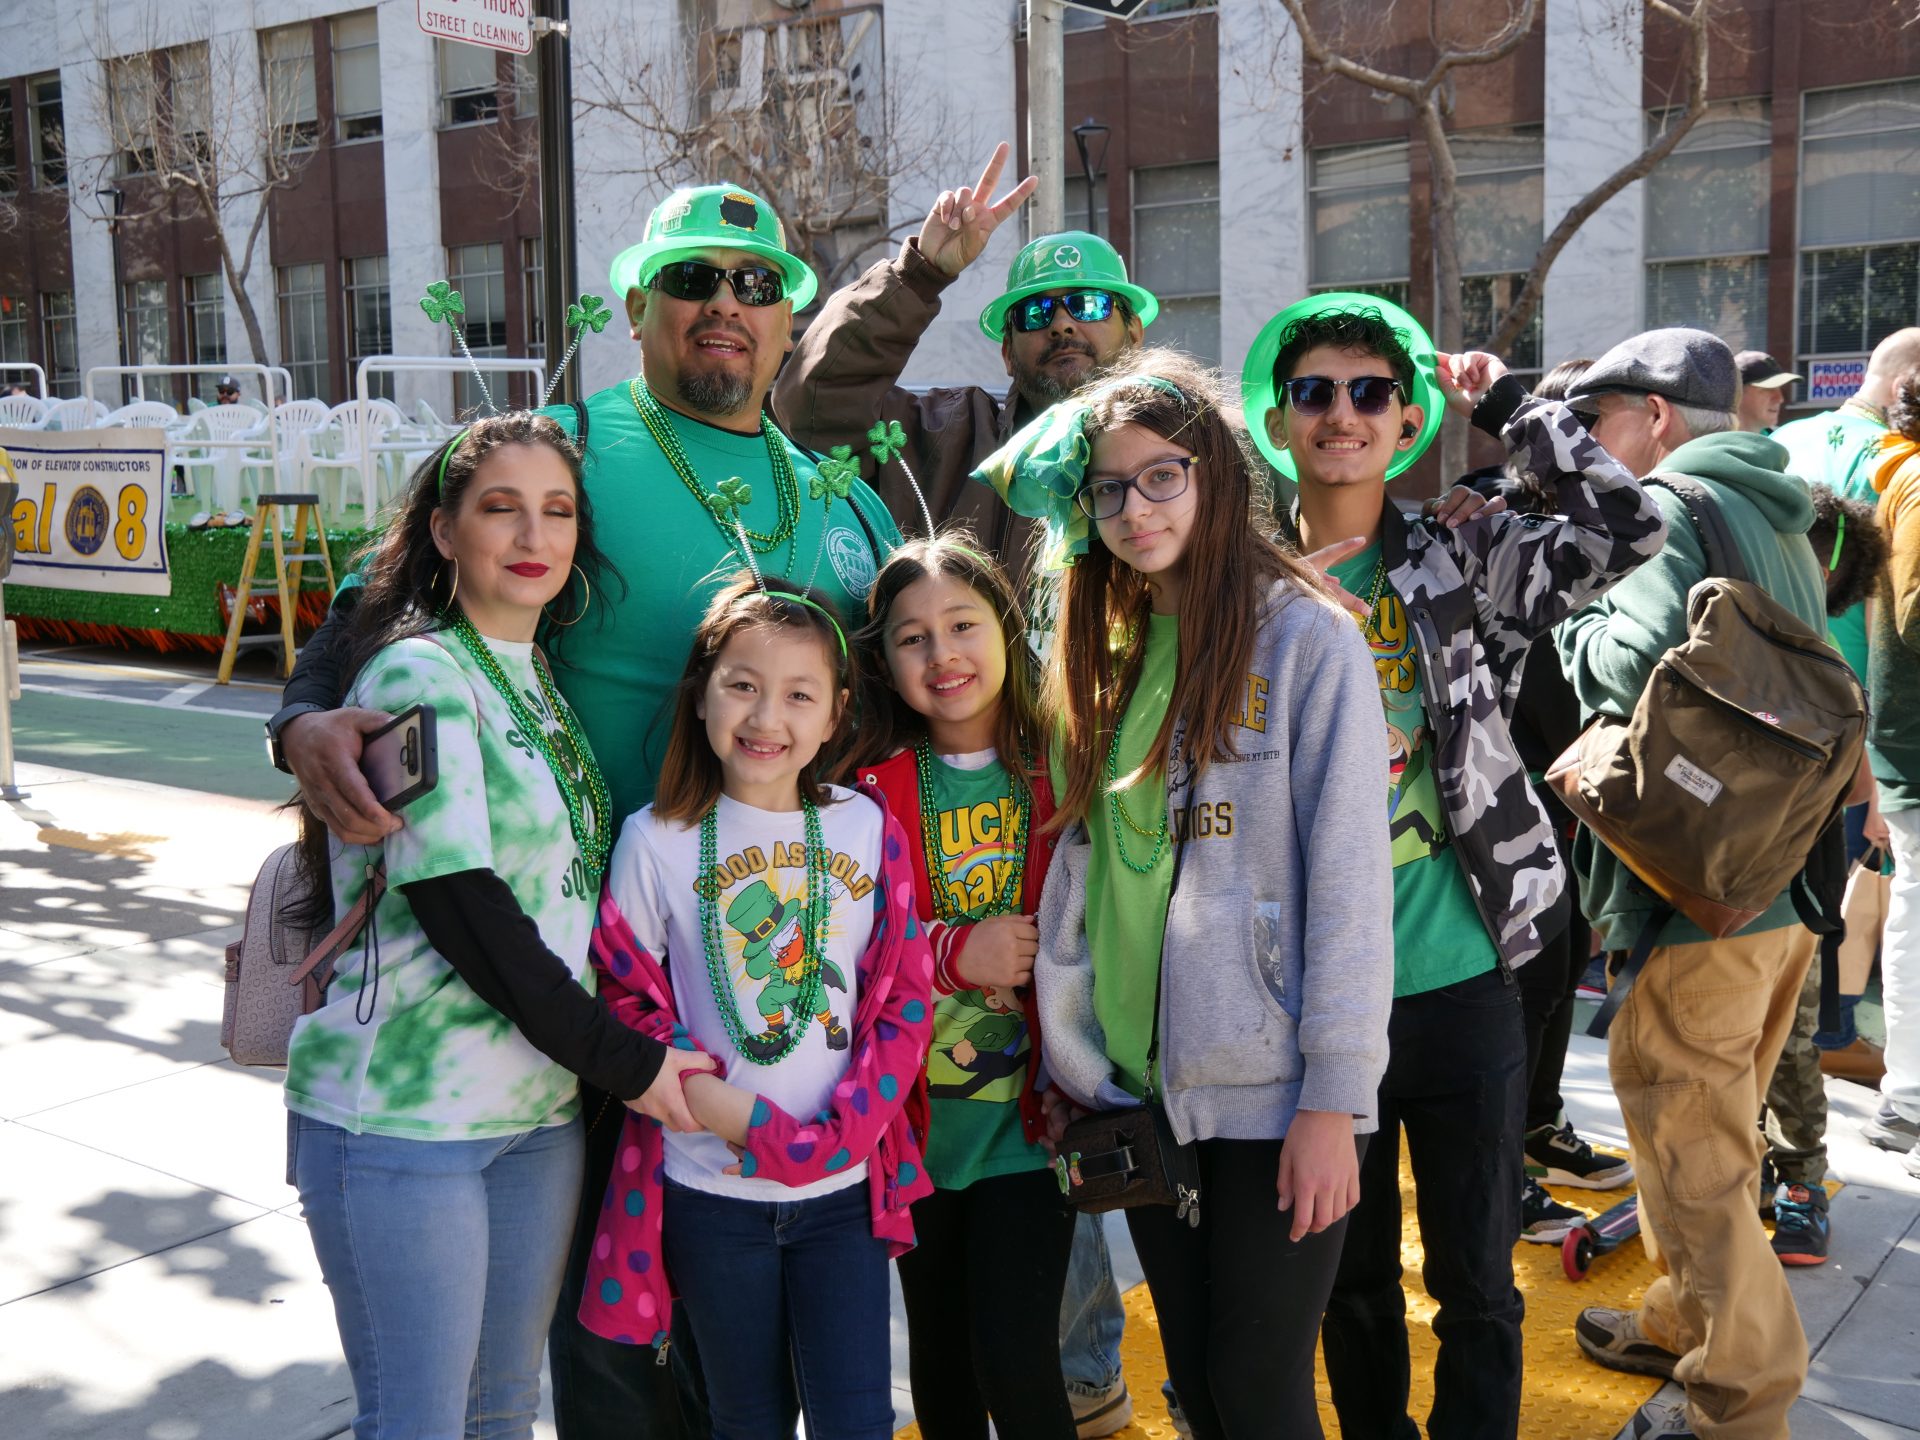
[284,631,604,1139]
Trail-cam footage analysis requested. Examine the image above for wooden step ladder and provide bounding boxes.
[216,492,336,684]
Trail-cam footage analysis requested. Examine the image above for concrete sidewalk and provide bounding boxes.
[2,758,1917,1439]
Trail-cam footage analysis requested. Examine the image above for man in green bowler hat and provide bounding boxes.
[774,143,1155,584]
[726,879,849,1057]
[272,180,903,1440]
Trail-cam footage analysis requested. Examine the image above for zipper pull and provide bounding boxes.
[655,1335,672,1367]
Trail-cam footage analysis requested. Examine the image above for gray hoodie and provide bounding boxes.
[1037,579,1395,1142]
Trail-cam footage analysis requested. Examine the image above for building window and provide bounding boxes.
[439,39,501,127]
[1061,175,1111,241]
[278,262,330,402]
[263,23,320,151]
[0,295,30,366]
[521,236,545,357]
[1453,128,1543,376]
[1308,141,1410,308]
[1799,79,1920,381]
[332,11,384,142]
[1642,99,1770,355]
[28,74,65,189]
[1131,162,1220,364]
[41,291,77,397]
[448,242,506,416]
[108,56,158,177]
[184,274,226,402]
[344,254,394,400]
[0,90,17,195]
[122,278,171,382]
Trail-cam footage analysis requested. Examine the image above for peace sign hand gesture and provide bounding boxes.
[918,142,1041,279]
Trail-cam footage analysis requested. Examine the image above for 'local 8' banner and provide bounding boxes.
[1,427,171,596]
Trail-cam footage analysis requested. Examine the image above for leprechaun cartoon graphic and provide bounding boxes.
[927,985,1027,1102]
[726,879,849,1060]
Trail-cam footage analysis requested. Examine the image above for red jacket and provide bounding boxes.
[856,747,1058,1147]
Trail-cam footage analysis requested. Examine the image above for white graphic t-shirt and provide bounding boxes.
[284,631,603,1139]
[605,786,884,1200]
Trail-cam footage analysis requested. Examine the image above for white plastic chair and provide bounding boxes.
[177,405,270,508]
[307,400,391,517]
[239,399,332,500]
[44,397,111,430]
[0,394,50,428]
[104,400,184,431]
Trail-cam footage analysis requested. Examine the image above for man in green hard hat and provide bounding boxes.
[774,143,1153,584]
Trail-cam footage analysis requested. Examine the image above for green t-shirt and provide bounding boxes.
[285,632,604,1138]
[919,749,1047,1189]
[541,383,902,821]
[1773,405,1887,682]
[1053,610,1179,1099]
[1330,546,1498,998]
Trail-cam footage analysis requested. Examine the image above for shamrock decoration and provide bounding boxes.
[420,281,466,325]
[811,444,860,502]
[566,294,614,334]
[706,476,753,521]
[867,419,908,467]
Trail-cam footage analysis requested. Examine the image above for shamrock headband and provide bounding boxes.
[765,588,850,664]
[969,375,1188,571]
[419,281,614,418]
[435,429,469,496]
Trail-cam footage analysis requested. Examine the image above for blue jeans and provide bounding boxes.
[1058,1210,1126,1398]
[292,1112,585,1440]
[662,1179,892,1440]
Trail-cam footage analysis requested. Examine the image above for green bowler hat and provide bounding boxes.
[978,231,1159,341]
[726,879,799,963]
[1242,292,1444,484]
[608,184,819,312]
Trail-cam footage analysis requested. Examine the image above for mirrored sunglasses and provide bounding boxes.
[1279,375,1406,416]
[1010,289,1118,333]
[649,260,786,307]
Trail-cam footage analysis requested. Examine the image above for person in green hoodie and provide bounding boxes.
[1556,328,1829,1440]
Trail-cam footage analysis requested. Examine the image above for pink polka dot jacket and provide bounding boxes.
[576,790,937,1347]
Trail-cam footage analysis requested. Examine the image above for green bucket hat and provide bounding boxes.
[977,231,1159,341]
[1242,291,1443,484]
[609,184,819,312]
[726,879,800,962]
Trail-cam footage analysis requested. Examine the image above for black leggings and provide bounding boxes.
[1125,1136,1357,1440]
[896,1167,1077,1440]
[1519,791,1590,1132]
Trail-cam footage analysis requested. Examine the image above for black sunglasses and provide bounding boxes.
[1009,289,1118,333]
[648,260,786,307]
[1279,375,1407,416]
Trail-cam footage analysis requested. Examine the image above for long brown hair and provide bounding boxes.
[851,529,1044,777]
[1048,348,1335,828]
[653,573,856,825]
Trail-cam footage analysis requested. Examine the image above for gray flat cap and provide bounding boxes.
[1566,327,1738,413]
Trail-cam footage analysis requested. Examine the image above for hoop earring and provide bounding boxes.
[432,557,460,609]
[545,564,591,627]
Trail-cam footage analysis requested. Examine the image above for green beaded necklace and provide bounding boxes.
[697,798,830,1066]
[448,613,612,884]
[1103,710,1170,873]
[1355,555,1390,643]
[913,738,1031,924]
[629,378,801,554]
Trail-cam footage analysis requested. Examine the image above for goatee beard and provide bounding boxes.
[677,368,755,418]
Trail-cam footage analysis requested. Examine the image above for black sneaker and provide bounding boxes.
[1526,1121,1634,1189]
[1864,1098,1920,1154]
[1575,1305,1680,1379]
[1758,1152,1778,1221]
[1771,1182,1830,1266]
[1629,1397,1696,1438]
[1519,1177,1585,1244]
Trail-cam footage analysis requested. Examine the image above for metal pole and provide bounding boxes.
[1027,0,1065,237]
[535,2,579,405]
[0,583,25,801]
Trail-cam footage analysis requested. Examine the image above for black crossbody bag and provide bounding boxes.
[1052,831,1202,1226]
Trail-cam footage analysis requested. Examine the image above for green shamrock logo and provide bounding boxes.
[420,281,465,325]
[566,294,613,334]
[811,445,859,502]
[867,419,908,467]
[706,476,753,520]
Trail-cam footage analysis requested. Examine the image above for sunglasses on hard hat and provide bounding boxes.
[1009,289,1118,334]
[1279,375,1406,416]
[648,260,786,308]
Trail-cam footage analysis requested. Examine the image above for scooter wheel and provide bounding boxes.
[1562,1228,1594,1281]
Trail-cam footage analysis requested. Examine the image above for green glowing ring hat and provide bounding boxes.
[1242,291,1443,483]
[609,184,819,313]
[978,231,1159,341]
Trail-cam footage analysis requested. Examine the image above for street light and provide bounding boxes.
[1072,119,1110,236]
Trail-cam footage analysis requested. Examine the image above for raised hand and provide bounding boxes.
[1435,351,1510,416]
[918,142,1041,279]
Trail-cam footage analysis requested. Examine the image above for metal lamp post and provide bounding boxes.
[1071,120,1110,236]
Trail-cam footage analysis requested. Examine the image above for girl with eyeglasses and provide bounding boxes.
[975,348,1395,1438]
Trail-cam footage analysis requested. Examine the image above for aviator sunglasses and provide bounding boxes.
[648,260,786,307]
[1009,289,1119,333]
[1279,375,1407,416]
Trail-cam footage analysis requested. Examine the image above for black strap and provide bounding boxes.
[570,398,590,450]
[1647,475,1750,585]
[1142,762,1199,1098]
[1587,907,1667,1039]
[1791,817,1849,1034]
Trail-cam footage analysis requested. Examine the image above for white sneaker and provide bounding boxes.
[1070,1380,1133,1439]
[1629,1396,1695,1438]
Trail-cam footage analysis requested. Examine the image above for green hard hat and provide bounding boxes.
[977,231,1159,341]
[726,879,798,959]
[608,184,819,312]
[1242,291,1444,484]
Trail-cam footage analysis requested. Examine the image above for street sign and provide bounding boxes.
[417,0,532,55]
[1057,0,1164,18]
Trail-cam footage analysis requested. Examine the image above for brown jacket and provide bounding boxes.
[772,238,1041,581]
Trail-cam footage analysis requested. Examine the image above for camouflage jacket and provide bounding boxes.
[1295,377,1668,971]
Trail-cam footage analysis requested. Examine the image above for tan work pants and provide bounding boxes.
[1608,924,1816,1440]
